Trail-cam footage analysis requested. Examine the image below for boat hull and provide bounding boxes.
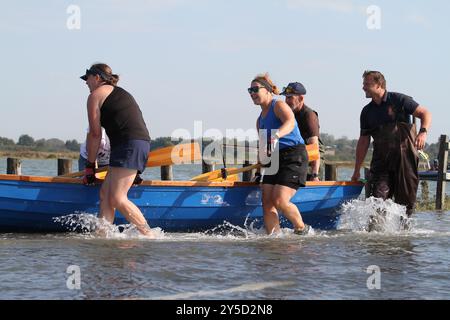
[0,176,363,232]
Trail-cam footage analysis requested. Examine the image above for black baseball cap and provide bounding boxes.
[80,66,109,81]
[280,82,307,96]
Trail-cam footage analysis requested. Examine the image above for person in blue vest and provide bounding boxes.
[80,63,153,237]
[248,73,310,235]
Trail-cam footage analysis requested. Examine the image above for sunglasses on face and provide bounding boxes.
[83,68,109,80]
[247,86,265,94]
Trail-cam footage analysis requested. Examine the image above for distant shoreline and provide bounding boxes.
[0,151,79,160]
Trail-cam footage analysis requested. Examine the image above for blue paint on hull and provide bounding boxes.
[0,179,363,232]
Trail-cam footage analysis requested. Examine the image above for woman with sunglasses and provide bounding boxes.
[248,73,310,235]
[80,63,153,237]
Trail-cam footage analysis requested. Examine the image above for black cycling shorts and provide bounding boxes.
[262,144,308,190]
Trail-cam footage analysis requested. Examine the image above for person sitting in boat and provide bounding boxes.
[80,63,153,237]
[248,73,310,235]
[280,82,325,181]
[78,127,110,171]
[351,70,432,216]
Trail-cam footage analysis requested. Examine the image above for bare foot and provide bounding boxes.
[137,224,156,239]
[140,229,157,239]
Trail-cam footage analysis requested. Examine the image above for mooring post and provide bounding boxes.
[57,158,72,176]
[435,134,449,210]
[325,163,337,181]
[242,141,254,182]
[7,158,22,175]
[161,165,173,181]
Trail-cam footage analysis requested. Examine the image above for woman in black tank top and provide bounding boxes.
[80,63,154,238]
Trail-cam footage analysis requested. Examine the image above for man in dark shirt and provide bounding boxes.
[281,82,324,181]
[351,70,432,216]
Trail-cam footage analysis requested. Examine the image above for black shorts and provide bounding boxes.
[262,144,308,190]
[109,140,150,174]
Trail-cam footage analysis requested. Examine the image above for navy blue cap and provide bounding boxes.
[280,82,307,96]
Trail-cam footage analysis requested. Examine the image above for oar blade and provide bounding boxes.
[147,142,201,167]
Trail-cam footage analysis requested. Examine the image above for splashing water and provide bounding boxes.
[202,217,315,239]
[337,197,412,233]
[53,213,314,241]
[53,213,164,240]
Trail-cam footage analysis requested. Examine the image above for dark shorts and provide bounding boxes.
[262,144,308,190]
[109,140,150,174]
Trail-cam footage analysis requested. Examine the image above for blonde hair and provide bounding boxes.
[252,73,280,95]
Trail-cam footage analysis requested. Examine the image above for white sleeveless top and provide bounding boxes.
[79,127,110,164]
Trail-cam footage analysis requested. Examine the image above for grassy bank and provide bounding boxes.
[0,151,79,160]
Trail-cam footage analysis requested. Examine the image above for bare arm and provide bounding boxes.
[273,101,295,138]
[307,136,320,180]
[351,135,370,181]
[86,93,102,164]
[413,105,432,150]
[256,117,262,171]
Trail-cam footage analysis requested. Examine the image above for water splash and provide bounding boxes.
[53,213,164,240]
[202,219,265,238]
[337,197,412,233]
[201,217,315,239]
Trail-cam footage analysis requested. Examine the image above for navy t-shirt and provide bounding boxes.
[360,91,419,136]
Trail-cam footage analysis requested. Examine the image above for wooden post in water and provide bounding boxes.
[325,163,337,181]
[57,159,72,176]
[161,165,173,181]
[202,159,215,173]
[233,140,238,166]
[7,158,21,175]
[435,134,449,210]
[242,141,254,182]
[201,137,215,173]
[222,137,227,167]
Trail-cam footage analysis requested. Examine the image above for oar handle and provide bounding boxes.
[60,166,109,178]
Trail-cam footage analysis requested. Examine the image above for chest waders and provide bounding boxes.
[368,121,419,216]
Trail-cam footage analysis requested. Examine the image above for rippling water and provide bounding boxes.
[0,159,449,299]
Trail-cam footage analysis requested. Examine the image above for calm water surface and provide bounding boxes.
[0,159,449,299]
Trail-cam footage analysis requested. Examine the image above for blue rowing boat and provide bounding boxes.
[0,174,363,232]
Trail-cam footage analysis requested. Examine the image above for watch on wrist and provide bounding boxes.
[311,173,319,178]
[419,127,427,134]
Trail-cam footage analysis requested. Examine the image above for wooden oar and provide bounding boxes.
[62,142,201,178]
[306,143,319,162]
[191,143,319,182]
[146,142,201,167]
[62,166,109,178]
[191,163,261,181]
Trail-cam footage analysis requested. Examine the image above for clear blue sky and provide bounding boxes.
[1,0,448,144]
